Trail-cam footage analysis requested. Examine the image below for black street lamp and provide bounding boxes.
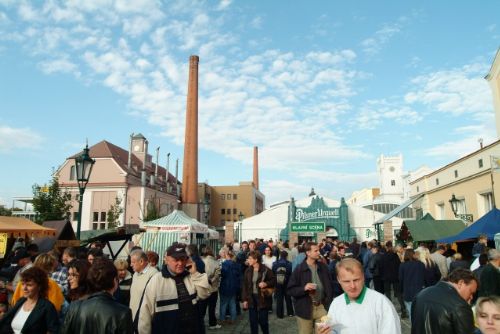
[75,144,95,239]
[449,194,459,217]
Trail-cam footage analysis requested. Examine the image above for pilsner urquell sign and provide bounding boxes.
[295,208,339,222]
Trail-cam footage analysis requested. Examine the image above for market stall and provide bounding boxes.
[0,216,56,259]
[139,210,209,256]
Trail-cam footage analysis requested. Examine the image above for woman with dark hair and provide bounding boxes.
[398,248,425,321]
[11,253,64,313]
[241,250,275,334]
[67,260,90,302]
[262,246,276,270]
[0,266,59,333]
[61,259,133,334]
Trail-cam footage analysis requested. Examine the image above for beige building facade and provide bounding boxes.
[198,181,265,235]
[410,140,500,223]
[57,134,180,232]
[486,48,500,137]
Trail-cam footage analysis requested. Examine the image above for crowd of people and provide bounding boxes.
[0,235,497,334]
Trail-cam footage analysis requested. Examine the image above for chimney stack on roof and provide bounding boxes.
[253,146,259,190]
[181,55,200,219]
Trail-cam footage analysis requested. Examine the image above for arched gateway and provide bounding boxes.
[280,195,356,244]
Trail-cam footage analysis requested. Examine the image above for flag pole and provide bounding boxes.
[490,156,497,209]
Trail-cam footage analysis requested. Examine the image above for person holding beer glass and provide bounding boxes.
[288,242,333,334]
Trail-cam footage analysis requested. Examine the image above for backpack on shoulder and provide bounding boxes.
[276,266,287,285]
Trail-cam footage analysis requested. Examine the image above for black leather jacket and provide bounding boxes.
[60,291,133,334]
[411,281,475,334]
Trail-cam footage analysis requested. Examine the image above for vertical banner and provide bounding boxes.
[0,233,8,259]
[383,221,393,243]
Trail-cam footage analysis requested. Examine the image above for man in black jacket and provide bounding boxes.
[287,242,333,334]
[411,268,477,334]
[60,258,133,334]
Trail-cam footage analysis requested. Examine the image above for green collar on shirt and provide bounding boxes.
[344,286,367,305]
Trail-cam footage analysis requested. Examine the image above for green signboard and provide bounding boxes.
[291,222,325,232]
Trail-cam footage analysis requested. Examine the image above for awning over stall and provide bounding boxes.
[0,216,56,238]
[437,208,500,243]
[403,216,465,242]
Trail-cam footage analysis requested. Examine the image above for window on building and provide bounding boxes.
[99,222,106,230]
[435,178,439,186]
[456,198,467,215]
[227,208,231,215]
[72,212,78,221]
[227,194,232,200]
[70,165,76,180]
[436,203,445,219]
[221,208,225,215]
[479,159,483,168]
[454,170,458,178]
[92,223,98,230]
[390,180,395,186]
[93,212,99,222]
[481,193,493,214]
[221,194,225,200]
[416,186,419,192]
[233,194,238,200]
[100,212,106,222]
[233,208,237,214]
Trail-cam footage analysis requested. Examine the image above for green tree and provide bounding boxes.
[32,176,72,224]
[107,197,124,229]
[0,205,12,216]
[142,195,161,222]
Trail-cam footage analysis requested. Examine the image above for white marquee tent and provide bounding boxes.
[240,195,404,242]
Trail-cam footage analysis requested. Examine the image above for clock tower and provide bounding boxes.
[377,154,404,201]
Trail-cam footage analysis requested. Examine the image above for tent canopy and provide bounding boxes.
[403,217,465,242]
[143,210,208,233]
[437,208,500,243]
[208,228,219,239]
[0,216,56,238]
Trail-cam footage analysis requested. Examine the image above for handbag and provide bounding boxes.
[259,268,275,297]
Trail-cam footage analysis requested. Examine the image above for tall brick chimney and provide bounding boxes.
[181,55,199,219]
[253,146,259,190]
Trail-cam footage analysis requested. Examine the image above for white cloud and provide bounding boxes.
[404,63,492,116]
[360,22,401,55]
[38,57,81,76]
[355,99,422,129]
[18,2,38,21]
[217,0,232,11]
[250,16,262,29]
[0,125,44,153]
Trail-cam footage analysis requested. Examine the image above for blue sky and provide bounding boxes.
[0,0,499,208]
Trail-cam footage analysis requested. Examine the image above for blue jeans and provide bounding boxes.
[220,294,237,321]
[249,294,269,334]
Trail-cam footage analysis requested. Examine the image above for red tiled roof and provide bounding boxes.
[70,140,178,184]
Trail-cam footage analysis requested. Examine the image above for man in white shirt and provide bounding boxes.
[129,249,158,327]
[318,258,401,334]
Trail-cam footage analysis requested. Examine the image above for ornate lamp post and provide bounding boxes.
[75,144,95,239]
[449,194,459,217]
[238,211,244,243]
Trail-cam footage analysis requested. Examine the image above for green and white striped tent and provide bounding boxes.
[139,210,209,256]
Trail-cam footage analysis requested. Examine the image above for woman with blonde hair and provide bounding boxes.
[11,253,65,312]
[114,259,132,306]
[475,295,500,334]
[416,246,441,287]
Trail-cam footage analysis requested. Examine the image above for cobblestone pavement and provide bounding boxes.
[205,300,411,334]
